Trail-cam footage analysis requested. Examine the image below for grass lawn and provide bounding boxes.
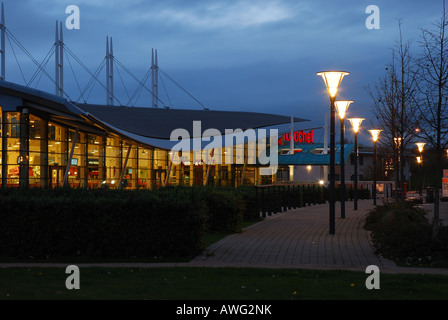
[1,266,448,300]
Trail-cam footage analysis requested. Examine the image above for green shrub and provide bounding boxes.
[364,202,448,265]
[235,186,260,221]
[201,188,243,233]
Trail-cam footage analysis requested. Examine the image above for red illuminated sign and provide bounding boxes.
[278,130,314,146]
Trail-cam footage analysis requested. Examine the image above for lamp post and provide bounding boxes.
[369,129,382,205]
[348,118,364,210]
[393,137,403,200]
[417,156,422,196]
[317,71,349,235]
[335,100,354,219]
[416,142,426,196]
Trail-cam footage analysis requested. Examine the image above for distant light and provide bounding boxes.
[394,137,402,147]
[319,180,325,185]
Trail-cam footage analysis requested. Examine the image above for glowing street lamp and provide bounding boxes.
[416,142,426,196]
[369,129,382,205]
[317,71,350,99]
[349,118,364,135]
[416,142,426,154]
[348,118,364,210]
[317,71,349,235]
[335,100,354,219]
[416,156,423,196]
[335,100,353,120]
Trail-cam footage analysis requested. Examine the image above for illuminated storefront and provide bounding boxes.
[0,80,307,189]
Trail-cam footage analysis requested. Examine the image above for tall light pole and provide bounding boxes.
[369,129,382,205]
[417,156,422,196]
[348,118,364,210]
[335,100,354,219]
[416,142,426,196]
[317,71,349,235]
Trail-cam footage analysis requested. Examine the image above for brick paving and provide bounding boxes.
[192,199,396,270]
[190,199,448,275]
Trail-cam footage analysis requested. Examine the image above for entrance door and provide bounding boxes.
[194,166,203,186]
[50,166,65,188]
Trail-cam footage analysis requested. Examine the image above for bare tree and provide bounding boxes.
[367,22,418,204]
[414,2,448,239]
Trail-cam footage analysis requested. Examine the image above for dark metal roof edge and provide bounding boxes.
[83,113,157,149]
[74,103,310,122]
[74,104,309,140]
[0,80,89,117]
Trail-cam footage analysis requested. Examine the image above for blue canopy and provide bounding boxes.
[278,143,355,165]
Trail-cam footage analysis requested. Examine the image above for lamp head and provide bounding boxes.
[416,142,426,153]
[317,71,349,99]
[369,129,382,142]
[348,118,365,133]
[335,100,354,120]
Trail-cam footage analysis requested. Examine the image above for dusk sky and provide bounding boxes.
[1,0,445,143]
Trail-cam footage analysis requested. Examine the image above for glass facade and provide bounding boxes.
[1,109,267,189]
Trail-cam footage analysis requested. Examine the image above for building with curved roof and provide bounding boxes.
[0,79,309,189]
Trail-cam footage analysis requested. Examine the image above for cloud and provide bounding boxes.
[29,0,144,9]
[128,0,297,29]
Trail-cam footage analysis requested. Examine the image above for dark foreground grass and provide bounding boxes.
[1,267,448,300]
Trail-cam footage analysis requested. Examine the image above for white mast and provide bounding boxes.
[59,21,63,97]
[151,48,159,108]
[55,21,63,97]
[106,37,109,104]
[1,2,5,81]
[289,114,294,155]
[289,114,295,182]
[106,36,114,105]
[110,37,114,106]
[55,21,59,95]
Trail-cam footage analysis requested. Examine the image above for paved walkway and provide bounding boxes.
[191,200,394,270]
[2,199,448,275]
[189,199,448,275]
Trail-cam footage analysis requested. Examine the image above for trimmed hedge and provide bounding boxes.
[202,188,244,233]
[0,188,206,261]
[235,186,260,222]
